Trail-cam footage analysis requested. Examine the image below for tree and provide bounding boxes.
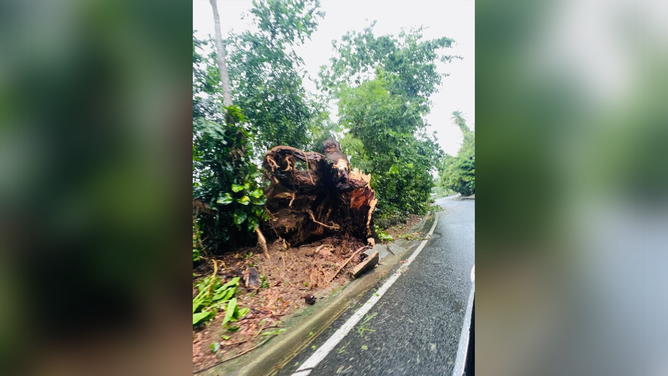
[225,0,326,151]
[193,35,268,258]
[320,22,460,113]
[320,24,457,218]
[209,0,232,106]
[440,111,475,196]
[336,75,441,217]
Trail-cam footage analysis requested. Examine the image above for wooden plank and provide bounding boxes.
[351,250,379,279]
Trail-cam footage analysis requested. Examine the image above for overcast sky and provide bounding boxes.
[193,0,474,156]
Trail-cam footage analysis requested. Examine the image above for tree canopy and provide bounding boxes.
[320,23,459,217]
[440,111,475,196]
[225,0,326,151]
[320,22,460,112]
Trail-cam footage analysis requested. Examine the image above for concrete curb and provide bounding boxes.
[449,193,475,201]
[198,212,438,376]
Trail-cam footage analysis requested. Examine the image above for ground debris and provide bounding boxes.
[304,294,316,305]
[351,250,379,279]
[192,235,366,373]
[242,266,261,291]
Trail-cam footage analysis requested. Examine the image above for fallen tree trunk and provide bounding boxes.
[263,137,377,246]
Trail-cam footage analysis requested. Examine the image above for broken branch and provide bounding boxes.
[328,246,367,283]
[256,226,270,260]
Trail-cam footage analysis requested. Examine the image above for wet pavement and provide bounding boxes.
[277,197,475,376]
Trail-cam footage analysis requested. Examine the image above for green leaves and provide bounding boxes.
[233,209,247,226]
[211,342,220,353]
[320,23,459,110]
[222,298,250,331]
[193,311,214,325]
[388,164,399,174]
[217,193,234,205]
[251,196,267,206]
[192,276,242,327]
[336,76,442,217]
[222,298,238,328]
[194,0,316,251]
[262,328,286,336]
[225,0,324,151]
[318,23,455,218]
[375,225,393,243]
[439,112,475,196]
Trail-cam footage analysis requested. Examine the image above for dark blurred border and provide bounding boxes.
[477,0,668,375]
[0,0,193,375]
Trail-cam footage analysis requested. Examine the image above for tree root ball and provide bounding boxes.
[263,137,377,246]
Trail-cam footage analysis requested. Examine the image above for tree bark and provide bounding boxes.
[263,137,377,246]
[209,0,233,107]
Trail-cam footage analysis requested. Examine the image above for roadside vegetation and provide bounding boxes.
[439,111,475,197]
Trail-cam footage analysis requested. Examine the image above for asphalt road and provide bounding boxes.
[278,196,475,376]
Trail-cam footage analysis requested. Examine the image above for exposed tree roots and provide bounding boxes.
[262,137,377,247]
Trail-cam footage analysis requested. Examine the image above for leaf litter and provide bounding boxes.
[192,236,366,373]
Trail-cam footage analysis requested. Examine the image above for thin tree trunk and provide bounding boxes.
[209,0,233,107]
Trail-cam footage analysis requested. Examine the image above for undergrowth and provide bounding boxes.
[193,262,249,328]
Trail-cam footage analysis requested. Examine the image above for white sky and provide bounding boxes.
[194,0,474,156]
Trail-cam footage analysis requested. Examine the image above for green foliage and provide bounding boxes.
[193,1,329,252]
[321,24,456,216]
[193,220,204,262]
[193,276,242,326]
[193,35,269,250]
[225,0,327,151]
[374,225,393,243]
[398,233,421,241]
[222,298,250,331]
[262,328,286,336]
[440,112,475,196]
[336,343,349,354]
[336,76,442,216]
[320,22,460,112]
[210,342,220,353]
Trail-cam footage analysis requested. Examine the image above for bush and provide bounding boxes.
[193,107,269,252]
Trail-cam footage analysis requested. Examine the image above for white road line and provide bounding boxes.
[291,370,311,376]
[452,266,475,376]
[291,213,440,376]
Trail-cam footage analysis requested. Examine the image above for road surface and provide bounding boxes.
[277,196,475,376]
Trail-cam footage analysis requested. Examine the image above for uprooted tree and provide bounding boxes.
[263,137,377,246]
